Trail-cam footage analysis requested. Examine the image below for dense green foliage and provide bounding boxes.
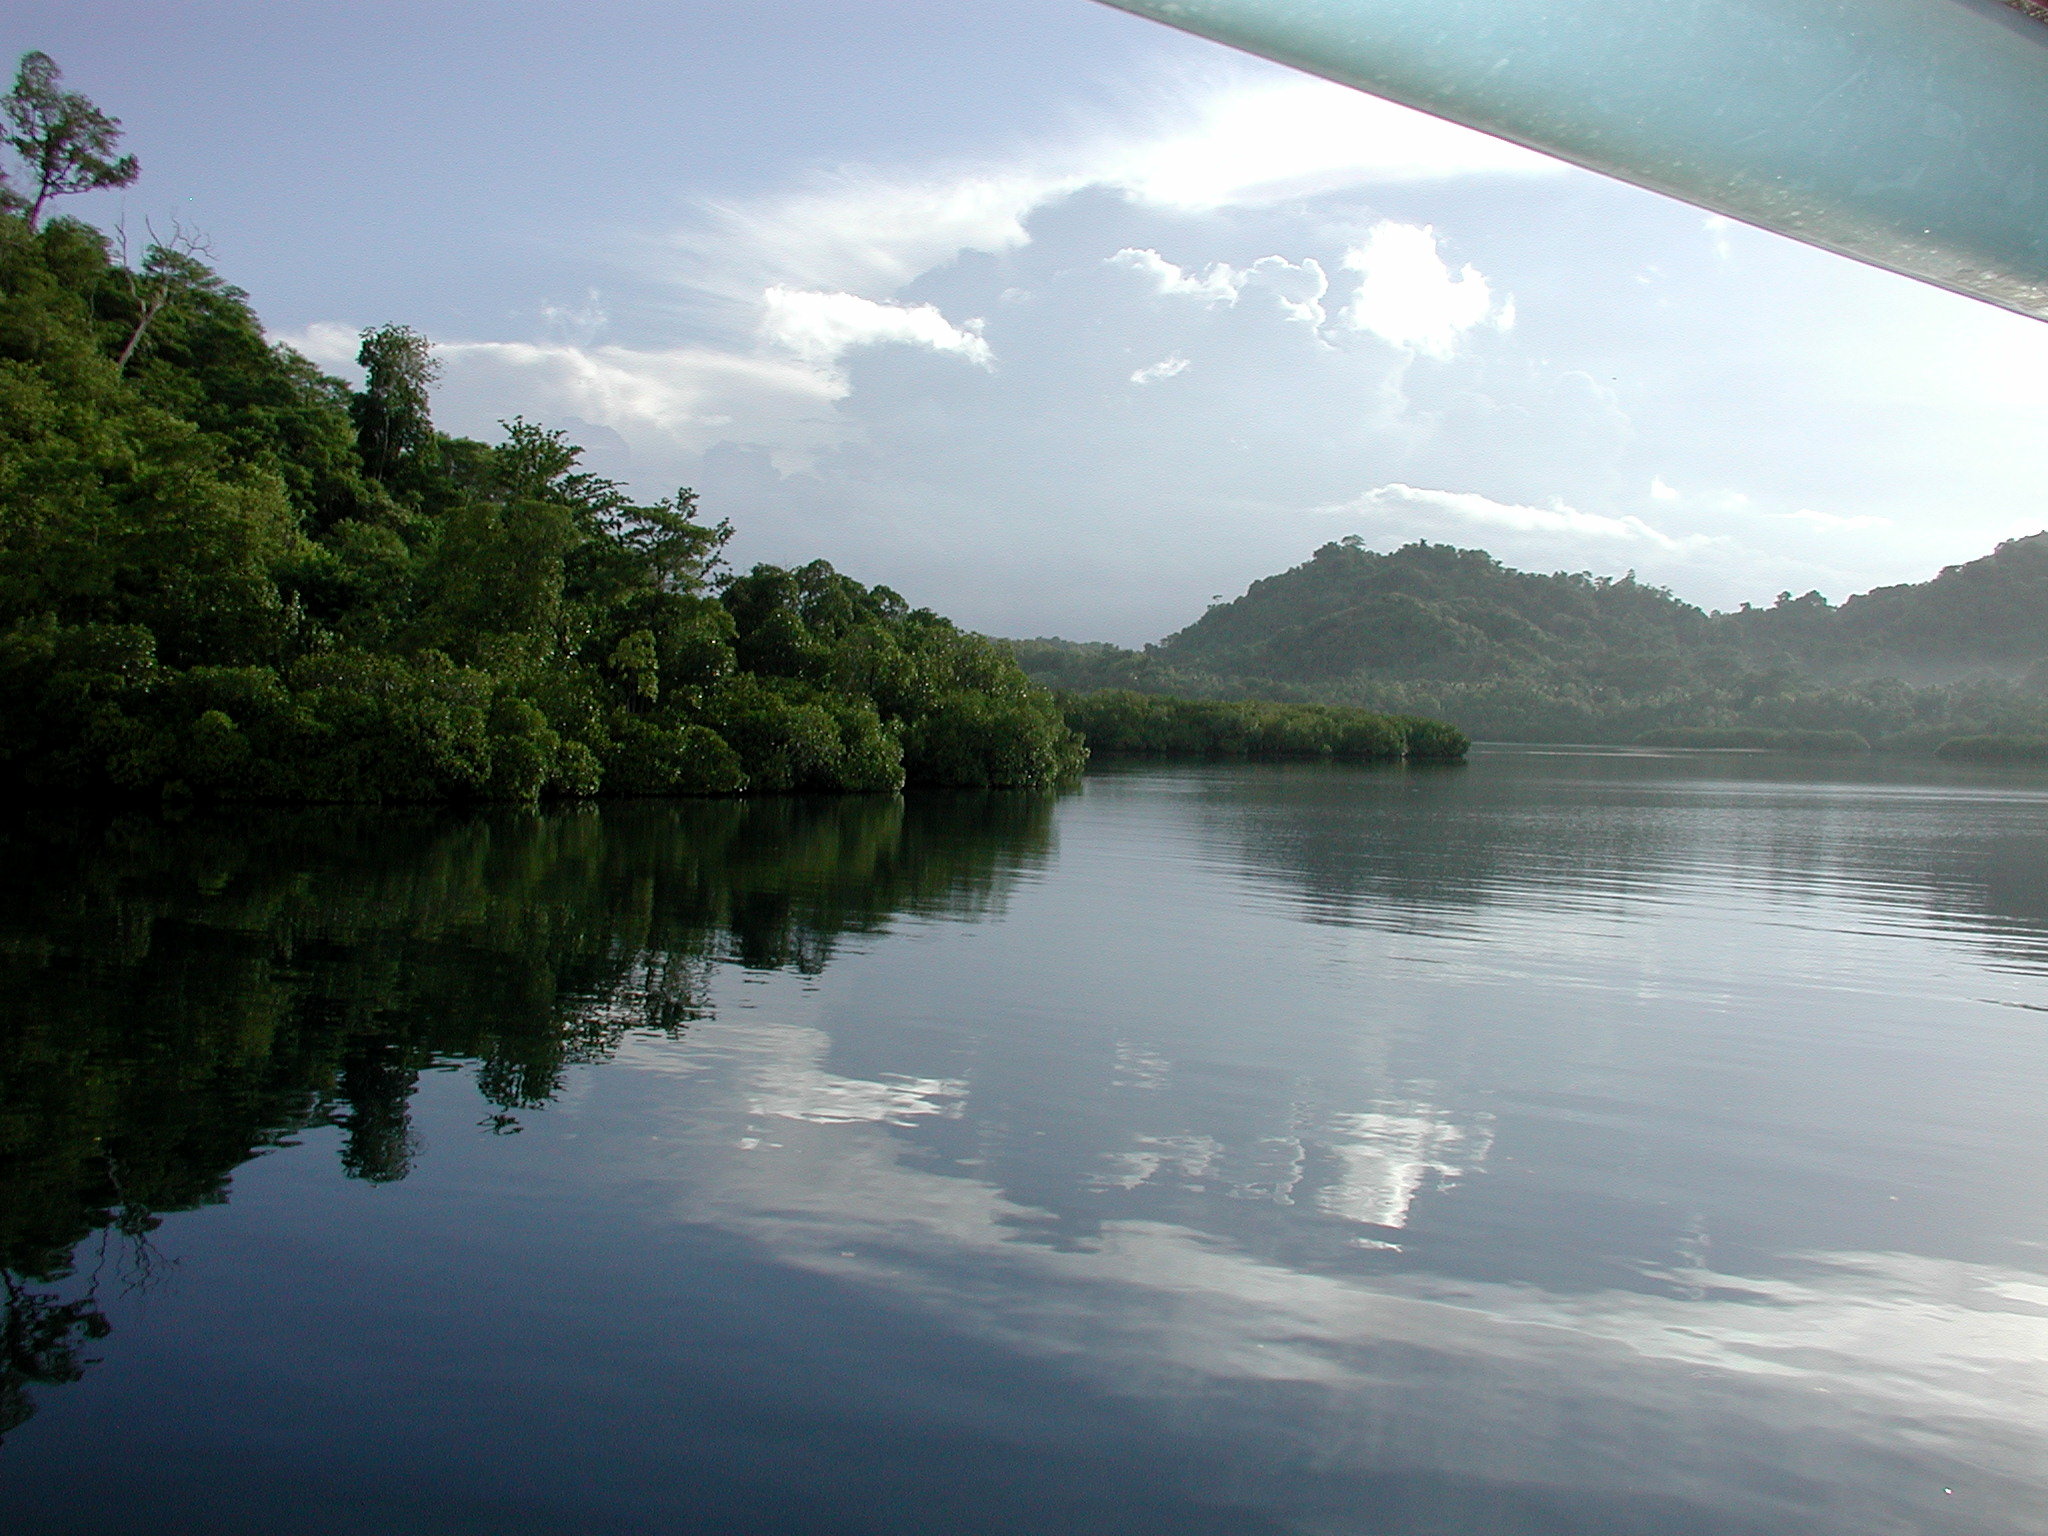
[1935,734,2048,763]
[1,52,140,230]
[0,210,1081,800]
[1058,689,1465,762]
[0,795,1053,1436]
[1015,536,2048,752]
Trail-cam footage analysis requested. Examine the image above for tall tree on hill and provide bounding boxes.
[351,323,441,483]
[2,52,139,232]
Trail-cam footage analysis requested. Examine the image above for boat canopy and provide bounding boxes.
[1099,0,2048,319]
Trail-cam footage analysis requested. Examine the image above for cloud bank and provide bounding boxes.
[1331,484,1705,552]
[759,287,991,370]
[273,57,2048,640]
[286,71,1558,483]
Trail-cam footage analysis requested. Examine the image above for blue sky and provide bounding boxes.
[18,1,2048,642]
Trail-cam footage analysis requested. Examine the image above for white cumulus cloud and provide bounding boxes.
[1131,355,1191,385]
[273,321,858,472]
[278,320,364,374]
[760,287,992,369]
[1109,247,1245,305]
[1330,484,1700,551]
[277,73,1556,490]
[435,339,852,472]
[688,170,1053,301]
[1110,248,1331,330]
[673,75,1561,304]
[1340,222,1505,359]
[1650,476,1681,501]
[1255,256,1334,329]
[276,295,993,479]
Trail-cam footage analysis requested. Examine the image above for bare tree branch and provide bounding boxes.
[113,217,213,373]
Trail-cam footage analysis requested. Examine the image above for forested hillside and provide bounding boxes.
[0,55,1085,802]
[1159,539,1713,685]
[1826,533,2048,672]
[1015,534,2048,749]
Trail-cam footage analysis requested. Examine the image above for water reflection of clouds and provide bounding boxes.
[615,1016,1502,1241]
[614,1021,965,1128]
[1091,1134,1222,1191]
[608,1026,2048,1533]
[1318,1100,1494,1231]
[1080,1094,1488,1232]
[595,764,2048,1529]
[1110,1040,1172,1091]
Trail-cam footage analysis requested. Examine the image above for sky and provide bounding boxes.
[16,1,2048,644]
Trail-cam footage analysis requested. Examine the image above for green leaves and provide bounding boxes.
[716,562,1083,789]
[349,324,438,484]
[1057,691,1415,763]
[904,691,1088,788]
[608,719,746,795]
[0,137,1078,805]
[2,53,138,231]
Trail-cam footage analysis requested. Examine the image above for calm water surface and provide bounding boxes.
[5,749,2048,1533]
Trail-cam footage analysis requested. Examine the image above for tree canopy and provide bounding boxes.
[2,52,138,230]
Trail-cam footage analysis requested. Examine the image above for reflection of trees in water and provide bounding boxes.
[1183,762,1678,929]
[1,1201,169,1446]
[1,1276,107,1446]
[1190,757,2048,953]
[0,791,1054,1434]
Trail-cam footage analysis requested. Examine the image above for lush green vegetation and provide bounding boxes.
[0,56,1082,803]
[1935,734,2048,763]
[1015,535,2048,754]
[1058,690,1466,762]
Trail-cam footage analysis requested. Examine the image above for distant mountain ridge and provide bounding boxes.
[1011,534,2048,748]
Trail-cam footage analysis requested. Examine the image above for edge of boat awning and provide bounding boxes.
[1094,0,2048,320]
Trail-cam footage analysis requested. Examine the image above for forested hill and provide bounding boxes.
[0,52,1106,803]
[1013,535,2048,749]
[0,49,1488,802]
[0,226,1094,799]
[1803,532,2048,672]
[1158,540,1712,686]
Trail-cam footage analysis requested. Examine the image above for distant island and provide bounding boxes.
[1014,534,2048,755]
[0,54,1460,804]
